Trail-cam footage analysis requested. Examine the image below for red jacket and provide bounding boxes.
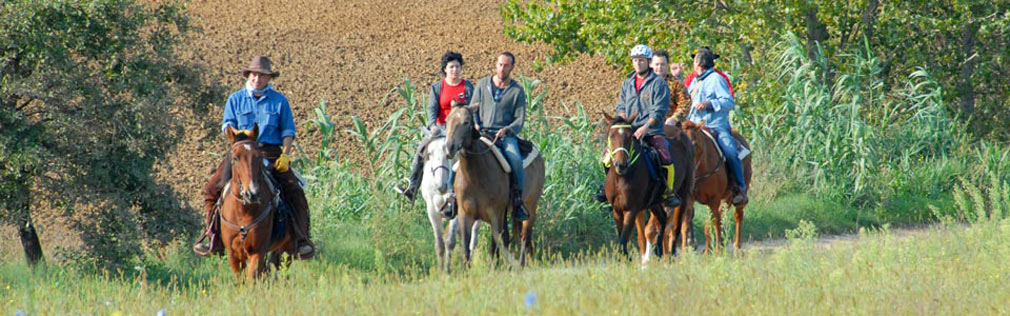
[685,69,734,97]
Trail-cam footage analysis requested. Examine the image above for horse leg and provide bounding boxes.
[618,210,636,259]
[427,208,446,271]
[458,214,475,267]
[519,206,536,267]
[710,202,724,254]
[734,204,745,251]
[488,217,518,269]
[634,211,647,255]
[642,208,662,264]
[444,217,458,272]
[247,253,265,281]
[667,205,684,256]
[227,250,243,282]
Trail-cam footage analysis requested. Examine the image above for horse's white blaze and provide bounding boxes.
[244,143,253,151]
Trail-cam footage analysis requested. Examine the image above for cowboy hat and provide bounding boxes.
[241,56,280,77]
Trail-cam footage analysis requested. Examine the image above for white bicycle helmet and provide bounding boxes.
[630,44,652,59]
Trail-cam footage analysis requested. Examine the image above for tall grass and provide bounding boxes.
[739,33,964,208]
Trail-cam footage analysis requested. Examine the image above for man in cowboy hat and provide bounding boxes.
[193,55,315,258]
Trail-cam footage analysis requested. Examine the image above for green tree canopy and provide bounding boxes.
[1,0,219,267]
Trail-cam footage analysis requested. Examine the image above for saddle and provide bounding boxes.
[452,136,539,173]
[700,128,750,161]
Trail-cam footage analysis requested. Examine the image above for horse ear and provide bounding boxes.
[225,125,237,144]
[251,123,260,139]
[603,112,615,124]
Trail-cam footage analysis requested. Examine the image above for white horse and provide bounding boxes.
[420,136,480,271]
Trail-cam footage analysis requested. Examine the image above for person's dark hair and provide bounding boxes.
[694,47,716,69]
[653,50,669,62]
[441,51,464,75]
[499,51,516,66]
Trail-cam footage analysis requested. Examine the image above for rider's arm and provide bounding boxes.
[503,88,527,136]
[427,83,440,129]
[708,75,735,113]
[471,80,484,129]
[221,94,238,133]
[279,99,297,141]
[615,81,627,116]
[283,137,294,155]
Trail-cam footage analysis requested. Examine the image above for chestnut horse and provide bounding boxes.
[219,125,297,281]
[680,121,752,252]
[602,113,694,263]
[444,103,545,268]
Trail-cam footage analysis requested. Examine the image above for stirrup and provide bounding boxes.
[193,242,212,257]
[394,182,417,201]
[297,244,315,259]
[593,184,607,203]
[732,189,749,205]
[663,194,682,207]
[513,195,529,221]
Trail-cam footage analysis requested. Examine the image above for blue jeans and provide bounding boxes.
[712,128,746,191]
[497,136,524,193]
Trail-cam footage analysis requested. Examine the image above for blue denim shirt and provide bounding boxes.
[686,69,735,130]
[221,85,297,145]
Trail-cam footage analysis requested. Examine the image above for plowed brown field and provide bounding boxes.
[160,0,623,210]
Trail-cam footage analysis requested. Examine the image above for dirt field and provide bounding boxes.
[160,0,623,210]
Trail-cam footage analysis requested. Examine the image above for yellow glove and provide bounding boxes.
[275,153,291,173]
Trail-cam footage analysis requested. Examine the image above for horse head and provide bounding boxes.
[680,120,708,166]
[602,112,639,175]
[424,137,453,194]
[225,124,266,206]
[444,103,480,160]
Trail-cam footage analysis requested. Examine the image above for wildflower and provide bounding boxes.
[524,292,536,309]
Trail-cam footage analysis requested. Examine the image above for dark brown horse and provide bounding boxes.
[444,103,545,268]
[602,113,694,263]
[219,125,297,281]
[680,120,752,252]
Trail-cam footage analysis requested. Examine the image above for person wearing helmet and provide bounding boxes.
[687,47,747,205]
[594,44,681,207]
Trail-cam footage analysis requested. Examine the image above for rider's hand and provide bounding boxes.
[275,153,291,173]
[634,125,649,139]
[494,129,508,141]
[694,100,711,110]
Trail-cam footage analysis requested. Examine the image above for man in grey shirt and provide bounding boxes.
[470,52,529,220]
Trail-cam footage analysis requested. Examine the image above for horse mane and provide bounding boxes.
[610,116,632,125]
[681,120,703,130]
[233,133,254,143]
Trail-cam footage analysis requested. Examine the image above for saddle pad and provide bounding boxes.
[452,137,540,173]
[701,129,750,161]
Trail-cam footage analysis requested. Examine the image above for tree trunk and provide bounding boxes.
[958,23,977,116]
[861,0,880,43]
[19,216,44,266]
[804,6,828,61]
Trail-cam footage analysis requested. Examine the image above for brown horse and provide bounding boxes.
[219,125,297,281]
[602,113,694,262]
[680,120,752,252]
[444,103,545,268]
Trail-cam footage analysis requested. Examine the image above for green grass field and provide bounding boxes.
[3,220,1009,314]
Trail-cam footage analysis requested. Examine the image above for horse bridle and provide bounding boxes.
[689,129,725,182]
[603,124,640,168]
[220,139,277,241]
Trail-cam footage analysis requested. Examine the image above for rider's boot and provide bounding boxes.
[193,201,224,257]
[732,186,749,205]
[394,155,424,201]
[512,189,530,221]
[661,164,681,207]
[442,192,458,219]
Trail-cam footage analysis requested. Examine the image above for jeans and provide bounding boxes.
[711,127,746,191]
[497,136,524,192]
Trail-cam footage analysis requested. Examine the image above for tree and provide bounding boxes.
[501,0,1010,140]
[1,0,218,267]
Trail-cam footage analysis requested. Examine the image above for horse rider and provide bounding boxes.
[594,44,681,207]
[650,49,692,121]
[395,51,473,219]
[686,47,748,205]
[193,56,315,258]
[470,51,530,221]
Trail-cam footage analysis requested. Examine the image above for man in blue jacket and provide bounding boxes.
[193,56,314,258]
[687,47,747,204]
